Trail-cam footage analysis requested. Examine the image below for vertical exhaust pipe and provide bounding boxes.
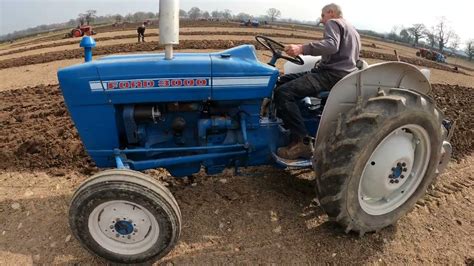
[159,0,179,60]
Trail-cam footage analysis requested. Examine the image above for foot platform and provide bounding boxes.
[272,152,312,168]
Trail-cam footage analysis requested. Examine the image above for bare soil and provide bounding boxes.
[0,84,472,263]
[0,22,473,265]
[0,21,244,49]
[0,35,317,61]
[2,51,472,93]
[0,85,93,173]
[0,58,84,91]
[1,23,471,75]
[1,84,470,173]
[1,39,469,77]
[3,20,471,71]
[0,31,320,59]
[0,25,312,53]
[0,32,388,62]
[429,84,474,160]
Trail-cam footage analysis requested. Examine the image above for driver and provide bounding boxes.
[274,3,361,160]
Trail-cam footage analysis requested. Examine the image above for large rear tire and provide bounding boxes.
[69,169,181,264]
[314,88,445,234]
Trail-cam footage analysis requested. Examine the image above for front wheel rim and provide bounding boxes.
[88,200,160,255]
[358,124,431,216]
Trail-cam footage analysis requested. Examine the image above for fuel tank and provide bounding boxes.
[210,45,279,100]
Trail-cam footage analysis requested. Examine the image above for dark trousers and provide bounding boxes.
[273,68,347,139]
[138,33,145,42]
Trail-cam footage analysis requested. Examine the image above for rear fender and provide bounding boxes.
[315,61,432,147]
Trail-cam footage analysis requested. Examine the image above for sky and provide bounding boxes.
[1,0,473,47]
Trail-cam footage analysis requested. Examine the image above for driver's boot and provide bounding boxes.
[277,139,313,160]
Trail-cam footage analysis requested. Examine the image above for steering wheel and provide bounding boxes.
[255,35,304,66]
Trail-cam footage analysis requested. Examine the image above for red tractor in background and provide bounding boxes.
[65,25,96,38]
[416,48,446,63]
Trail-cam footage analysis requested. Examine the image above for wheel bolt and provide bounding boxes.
[127,235,131,239]
[402,162,406,167]
[395,180,399,183]
[391,167,396,171]
[109,225,114,229]
[401,175,405,179]
[134,228,138,233]
[388,175,393,179]
[397,162,401,167]
[390,180,394,184]
[403,168,407,172]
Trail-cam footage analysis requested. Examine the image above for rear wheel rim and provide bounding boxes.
[358,124,431,216]
[88,200,160,255]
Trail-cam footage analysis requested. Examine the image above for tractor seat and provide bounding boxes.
[318,91,330,99]
[300,60,367,109]
[301,91,329,108]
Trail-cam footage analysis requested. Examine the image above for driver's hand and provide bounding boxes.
[284,44,303,57]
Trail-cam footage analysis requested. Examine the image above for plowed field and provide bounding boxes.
[0,21,472,265]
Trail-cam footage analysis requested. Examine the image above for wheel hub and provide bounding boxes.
[94,202,151,244]
[358,125,430,216]
[114,219,134,236]
[389,162,408,184]
[88,200,160,255]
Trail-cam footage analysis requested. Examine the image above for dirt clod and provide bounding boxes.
[430,84,474,160]
[0,85,94,173]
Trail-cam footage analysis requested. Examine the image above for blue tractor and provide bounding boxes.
[58,11,453,264]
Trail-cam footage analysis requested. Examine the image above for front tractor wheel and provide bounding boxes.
[69,169,181,264]
[315,88,445,234]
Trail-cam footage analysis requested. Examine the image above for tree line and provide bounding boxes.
[183,7,281,22]
[378,17,473,60]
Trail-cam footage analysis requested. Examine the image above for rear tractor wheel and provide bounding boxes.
[315,88,446,234]
[69,169,181,264]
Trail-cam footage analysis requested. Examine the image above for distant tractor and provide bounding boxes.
[416,48,446,63]
[65,25,96,38]
[241,19,260,27]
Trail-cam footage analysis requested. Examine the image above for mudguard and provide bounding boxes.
[314,61,432,147]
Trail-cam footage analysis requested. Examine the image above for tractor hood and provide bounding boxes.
[94,52,212,103]
[58,45,278,105]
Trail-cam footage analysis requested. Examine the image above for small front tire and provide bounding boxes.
[69,169,181,264]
